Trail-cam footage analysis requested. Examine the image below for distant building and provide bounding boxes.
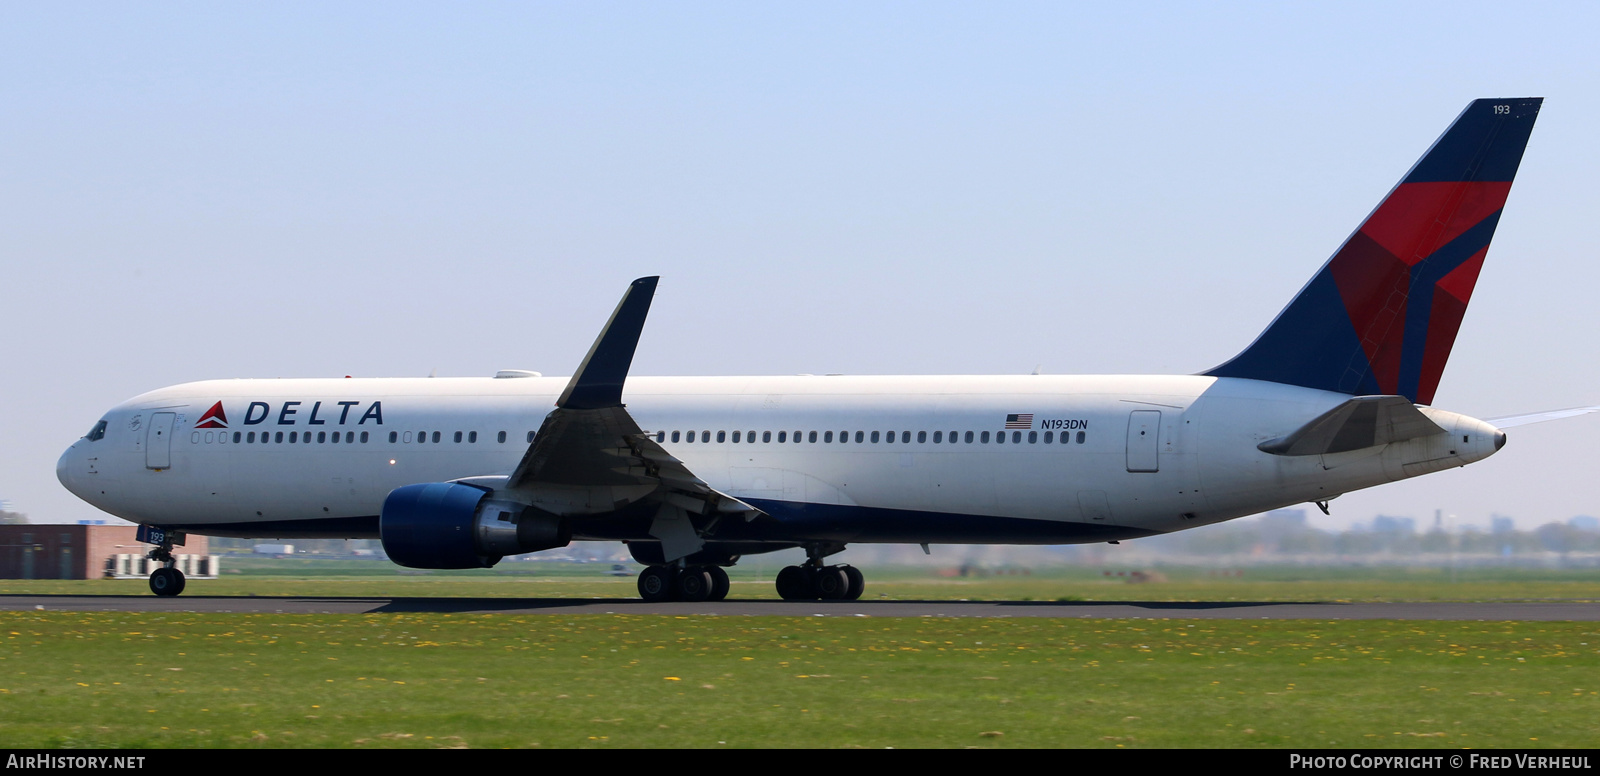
[1372,515,1416,535]
[0,525,212,580]
[1262,509,1307,527]
[1491,515,1516,535]
[1570,515,1600,532]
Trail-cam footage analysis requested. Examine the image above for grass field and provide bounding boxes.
[1,611,1597,748]
[2,560,1597,603]
[3,563,1597,748]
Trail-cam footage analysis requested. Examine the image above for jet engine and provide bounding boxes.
[379,482,570,569]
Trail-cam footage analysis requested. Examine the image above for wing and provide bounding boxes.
[502,276,762,560]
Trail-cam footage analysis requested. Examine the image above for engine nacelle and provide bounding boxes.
[379,482,571,569]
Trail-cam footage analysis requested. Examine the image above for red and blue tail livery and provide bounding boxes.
[1207,98,1542,405]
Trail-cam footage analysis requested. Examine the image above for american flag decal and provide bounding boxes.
[1004,413,1034,429]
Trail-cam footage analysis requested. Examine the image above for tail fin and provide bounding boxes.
[1206,98,1542,404]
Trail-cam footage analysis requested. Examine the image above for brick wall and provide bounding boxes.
[0,525,210,579]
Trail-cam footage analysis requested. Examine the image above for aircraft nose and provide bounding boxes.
[56,444,80,496]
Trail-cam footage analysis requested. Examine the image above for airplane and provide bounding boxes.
[57,97,1583,601]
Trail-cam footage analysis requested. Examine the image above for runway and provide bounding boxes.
[3,595,1598,620]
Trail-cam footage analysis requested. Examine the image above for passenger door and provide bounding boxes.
[145,412,175,470]
[1125,410,1160,473]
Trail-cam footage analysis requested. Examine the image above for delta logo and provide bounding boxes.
[194,402,229,429]
[189,400,385,428]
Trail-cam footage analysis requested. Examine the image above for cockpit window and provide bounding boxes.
[85,420,107,442]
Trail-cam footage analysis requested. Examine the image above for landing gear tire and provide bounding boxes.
[814,566,851,600]
[775,565,815,601]
[637,565,677,603]
[841,565,865,600]
[706,565,731,601]
[149,567,185,597]
[676,567,715,602]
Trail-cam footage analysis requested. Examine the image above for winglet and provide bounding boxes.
[557,277,659,410]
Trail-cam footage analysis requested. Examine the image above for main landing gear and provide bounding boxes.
[637,564,731,603]
[775,544,864,601]
[775,564,864,601]
[146,532,186,597]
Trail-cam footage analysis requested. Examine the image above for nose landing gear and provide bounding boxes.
[144,529,186,597]
[149,566,186,597]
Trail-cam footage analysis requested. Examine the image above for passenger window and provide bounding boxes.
[527,431,536,443]
[824,431,833,443]
[360,431,369,443]
[885,431,894,444]
[792,430,801,443]
[1077,431,1086,444]
[805,431,814,443]
[871,431,880,443]
[468,431,477,443]
[901,431,910,443]
[334,431,343,444]
[981,431,990,443]
[655,432,665,443]
[718,431,727,443]
[778,431,786,443]
[747,430,756,442]
[317,431,326,443]
[963,431,973,443]
[274,432,284,443]
[347,431,355,443]
[853,431,862,443]
[498,431,507,443]
[288,431,298,443]
[389,431,398,443]
[672,431,681,443]
[1013,431,1022,444]
[417,431,426,444]
[704,430,712,443]
[432,431,440,443]
[234,432,242,443]
[918,431,926,443]
[996,431,1005,444]
[732,431,741,443]
[403,431,412,443]
[454,431,463,443]
[932,431,941,443]
[1044,431,1053,443]
[763,431,772,443]
[1028,431,1037,444]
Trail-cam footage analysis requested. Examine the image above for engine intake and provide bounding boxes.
[380,482,570,569]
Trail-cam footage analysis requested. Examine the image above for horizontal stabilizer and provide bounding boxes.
[1259,395,1445,456]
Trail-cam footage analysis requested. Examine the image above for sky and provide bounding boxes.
[2,2,1597,532]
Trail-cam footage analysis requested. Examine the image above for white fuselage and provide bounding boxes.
[56,373,1503,544]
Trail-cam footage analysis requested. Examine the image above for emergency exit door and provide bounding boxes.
[146,412,175,470]
[1126,410,1161,473]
